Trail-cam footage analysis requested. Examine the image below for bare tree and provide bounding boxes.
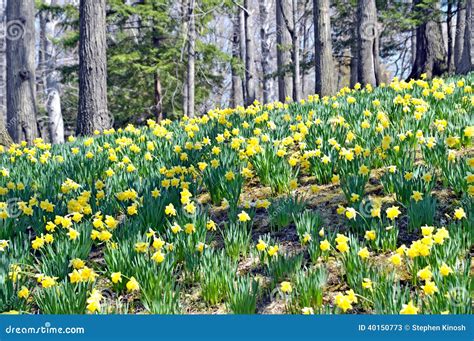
[6,0,38,143]
[76,0,110,135]
[181,0,189,115]
[278,0,301,101]
[291,0,301,101]
[187,0,196,117]
[356,0,378,86]
[459,0,473,73]
[409,0,447,79]
[447,0,455,73]
[454,0,466,70]
[258,0,272,103]
[244,0,256,106]
[276,0,292,101]
[0,0,11,146]
[239,5,247,101]
[231,9,244,107]
[314,0,335,96]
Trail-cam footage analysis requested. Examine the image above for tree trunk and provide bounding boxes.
[356,0,377,86]
[37,10,50,141]
[0,0,7,126]
[258,0,272,103]
[154,73,163,121]
[0,0,11,149]
[180,0,188,116]
[244,0,256,106]
[314,0,335,96]
[410,0,417,65]
[152,24,164,121]
[301,5,309,96]
[454,0,466,71]
[373,30,384,84]
[458,0,473,73]
[44,0,64,144]
[231,10,244,107]
[350,34,358,87]
[409,0,447,79]
[77,0,110,135]
[276,0,292,101]
[447,0,454,73]
[291,0,301,101]
[239,6,247,102]
[187,0,196,117]
[6,0,38,143]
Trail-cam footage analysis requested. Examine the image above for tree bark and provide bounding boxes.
[77,0,110,135]
[154,73,163,121]
[447,0,455,73]
[314,0,335,96]
[44,0,64,144]
[37,9,49,141]
[6,0,38,143]
[181,0,188,117]
[187,0,196,117]
[459,0,473,73]
[152,26,164,121]
[410,0,417,66]
[38,10,46,101]
[244,0,256,106]
[350,33,359,87]
[356,0,378,86]
[301,3,309,96]
[231,10,244,107]
[291,0,301,101]
[239,6,247,102]
[0,0,6,126]
[454,0,466,70]
[0,1,11,148]
[258,0,272,103]
[408,0,447,79]
[276,0,292,101]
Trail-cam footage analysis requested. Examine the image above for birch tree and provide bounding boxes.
[276,0,292,101]
[244,0,256,106]
[187,0,196,117]
[258,0,272,103]
[43,0,64,143]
